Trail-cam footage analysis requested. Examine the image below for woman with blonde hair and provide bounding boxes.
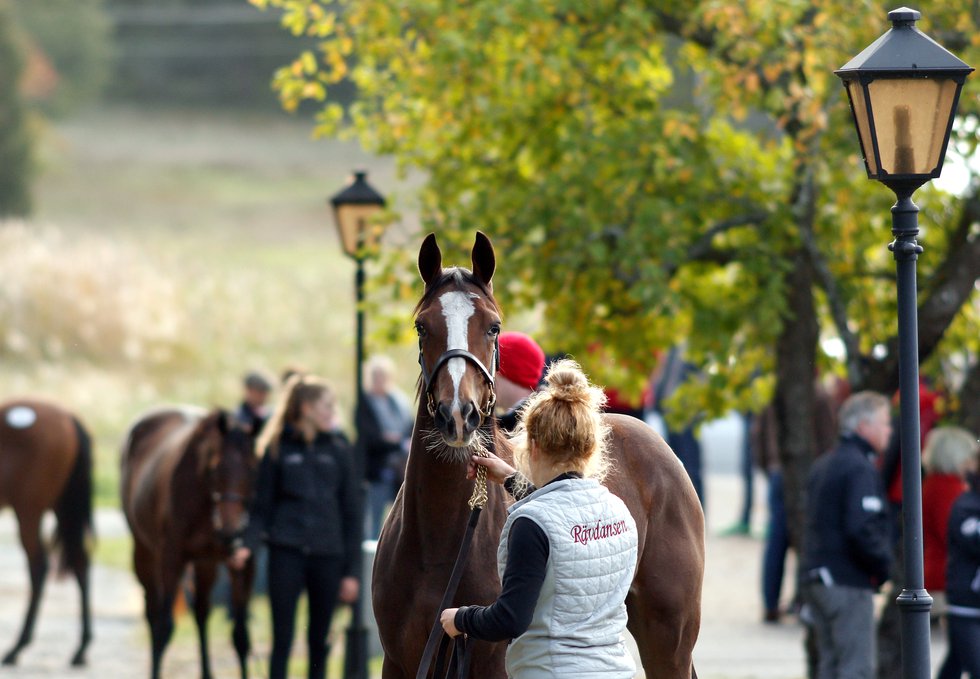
[440,359,638,678]
[922,427,976,603]
[230,374,360,679]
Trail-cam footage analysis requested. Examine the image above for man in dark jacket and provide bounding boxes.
[801,390,893,679]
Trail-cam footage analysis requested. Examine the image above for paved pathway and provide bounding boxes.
[0,475,953,678]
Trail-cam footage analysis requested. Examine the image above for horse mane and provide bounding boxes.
[413,266,502,402]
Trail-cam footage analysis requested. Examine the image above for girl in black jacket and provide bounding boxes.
[230,374,361,679]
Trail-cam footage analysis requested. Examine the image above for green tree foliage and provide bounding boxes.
[0,0,33,217]
[252,0,980,547]
[253,0,979,398]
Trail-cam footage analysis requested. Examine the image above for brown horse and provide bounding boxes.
[121,406,257,679]
[373,232,705,679]
[0,398,93,667]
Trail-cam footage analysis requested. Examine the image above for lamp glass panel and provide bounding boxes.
[845,81,878,175]
[867,77,959,176]
[335,204,383,257]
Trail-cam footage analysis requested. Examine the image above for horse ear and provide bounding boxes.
[471,231,495,289]
[418,233,443,288]
[213,408,229,435]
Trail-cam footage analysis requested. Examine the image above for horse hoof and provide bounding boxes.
[1,652,17,666]
[71,653,87,667]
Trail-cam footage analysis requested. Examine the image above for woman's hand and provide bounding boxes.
[339,576,360,604]
[440,608,461,637]
[228,546,251,570]
[466,452,516,485]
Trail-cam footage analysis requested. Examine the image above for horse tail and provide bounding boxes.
[53,417,94,576]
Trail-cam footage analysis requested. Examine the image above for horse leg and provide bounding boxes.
[228,558,255,679]
[192,561,218,679]
[134,540,177,679]
[2,512,48,665]
[69,548,92,666]
[381,656,410,679]
[626,592,697,679]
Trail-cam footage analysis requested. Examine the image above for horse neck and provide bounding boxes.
[401,401,495,552]
[170,433,212,519]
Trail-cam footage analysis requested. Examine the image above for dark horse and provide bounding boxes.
[373,233,705,679]
[0,398,93,667]
[121,406,257,679]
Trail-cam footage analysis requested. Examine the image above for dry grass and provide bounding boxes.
[3,105,423,505]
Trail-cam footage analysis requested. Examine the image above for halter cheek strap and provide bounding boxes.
[418,337,500,420]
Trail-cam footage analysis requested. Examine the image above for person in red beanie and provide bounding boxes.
[496,331,546,432]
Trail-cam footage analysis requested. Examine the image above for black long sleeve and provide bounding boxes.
[454,516,549,641]
[243,451,277,551]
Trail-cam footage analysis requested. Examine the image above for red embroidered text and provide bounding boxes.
[570,519,629,545]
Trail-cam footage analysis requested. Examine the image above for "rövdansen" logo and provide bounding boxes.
[570,519,629,546]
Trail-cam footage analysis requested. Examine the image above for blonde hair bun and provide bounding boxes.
[511,358,611,481]
[544,360,607,410]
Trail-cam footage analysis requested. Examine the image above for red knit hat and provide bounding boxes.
[498,331,545,391]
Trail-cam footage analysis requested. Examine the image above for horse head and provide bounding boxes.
[416,232,500,457]
[193,409,257,548]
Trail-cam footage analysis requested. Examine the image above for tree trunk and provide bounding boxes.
[774,246,821,678]
[774,247,820,557]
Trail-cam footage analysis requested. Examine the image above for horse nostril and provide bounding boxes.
[435,403,455,438]
[461,402,480,435]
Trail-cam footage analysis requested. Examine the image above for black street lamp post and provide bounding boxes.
[330,170,387,679]
[835,7,972,678]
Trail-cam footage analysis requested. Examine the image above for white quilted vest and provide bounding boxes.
[498,477,638,679]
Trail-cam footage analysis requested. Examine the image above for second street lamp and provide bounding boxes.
[329,170,387,679]
[835,7,972,678]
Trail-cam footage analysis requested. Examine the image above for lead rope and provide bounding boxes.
[468,450,489,511]
[416,435,494,679]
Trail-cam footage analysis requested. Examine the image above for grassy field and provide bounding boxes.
[2,105,424,506]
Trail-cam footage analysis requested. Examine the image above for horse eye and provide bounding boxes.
[488,324,500,337]
[415,323,427,338]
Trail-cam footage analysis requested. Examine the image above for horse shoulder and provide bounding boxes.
[122,410,201,548]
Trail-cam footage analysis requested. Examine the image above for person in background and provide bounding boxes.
[356,354,414,539]
[937,431,980,679]
[229,374,360,679]
[495,331,546,433]
[235,370,272,435]
[440,360,638,678]
[800,391,893,679]
[754,378,837,624]
[921,426,975,622]
[648,346,704,507]
[719,410,755,537]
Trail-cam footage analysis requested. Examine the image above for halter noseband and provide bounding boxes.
[419,339,500,420]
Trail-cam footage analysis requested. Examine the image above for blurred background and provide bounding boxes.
[1,0,425,507]
[1,1,973,677]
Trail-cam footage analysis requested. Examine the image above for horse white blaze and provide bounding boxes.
[438,291,477,422]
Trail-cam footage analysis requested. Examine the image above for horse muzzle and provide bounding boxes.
[431,399,485,447]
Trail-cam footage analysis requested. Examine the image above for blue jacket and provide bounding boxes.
[801,434,892,589]
[945,479,980,613]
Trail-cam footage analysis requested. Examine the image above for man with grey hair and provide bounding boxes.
[801,390,894,679]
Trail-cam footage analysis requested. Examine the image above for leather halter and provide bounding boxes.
[418,339,500,420]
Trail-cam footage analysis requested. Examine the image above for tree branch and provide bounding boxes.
[863,191,980,394]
